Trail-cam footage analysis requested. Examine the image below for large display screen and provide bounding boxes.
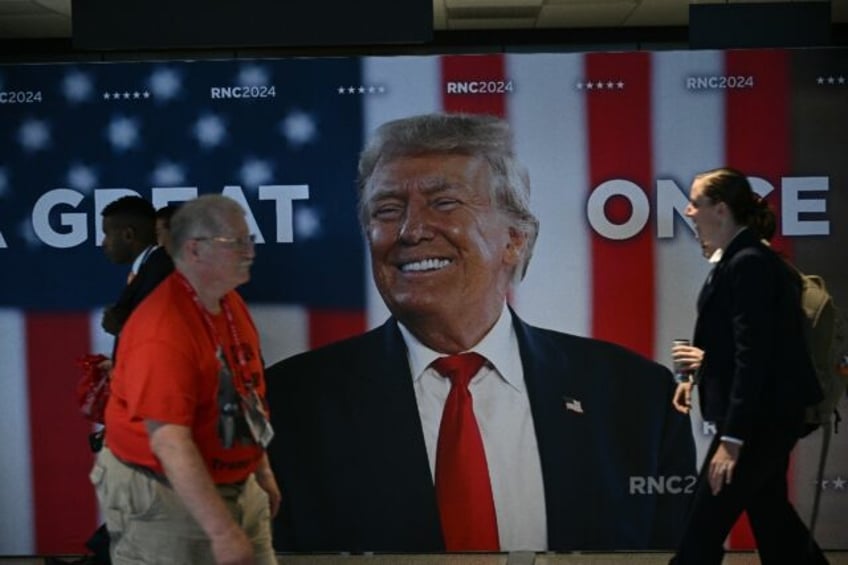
[0,47,845,554]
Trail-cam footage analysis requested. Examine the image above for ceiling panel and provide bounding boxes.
[0,1,48,15]
[0,0,845,41]
[0,14,68,37]
[625,0,688,26]
[536,3,639,28]
[449,16,539,29]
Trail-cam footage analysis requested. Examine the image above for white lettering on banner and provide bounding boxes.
[23,185,311,249]
[685,75,755,90]
[656,179,693,239]
[210,86,277,100]
[150,186,198,212]
[628,475,698,495]
[590,176,830,240]
[444,80,515,95]
[222,186,265,243]
[586,180,651,240]
[781,176,829,236]
[0,90,43,104]
[14,176,829,249]
[259,184,310,243]
[32,188,88,248]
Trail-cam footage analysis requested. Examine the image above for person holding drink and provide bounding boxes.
[671,339,703,414]
[669,167,826,564]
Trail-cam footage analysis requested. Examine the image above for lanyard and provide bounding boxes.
[174,271,251,392]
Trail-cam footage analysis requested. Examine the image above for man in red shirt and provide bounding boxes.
[92,194,279,565]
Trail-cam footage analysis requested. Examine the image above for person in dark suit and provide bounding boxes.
[670,167,826,564]
[83,196,175,565]
[101,196,174,338]
[265,113,696,553]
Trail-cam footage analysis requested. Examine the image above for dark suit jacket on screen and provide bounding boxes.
[693,228,822,441]
[265,310,697,553]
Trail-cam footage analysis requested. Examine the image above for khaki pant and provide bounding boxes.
[90,447,277,565]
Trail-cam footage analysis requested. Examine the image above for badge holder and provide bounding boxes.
[242,388,274,448]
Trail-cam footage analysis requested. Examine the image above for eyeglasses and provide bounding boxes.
[193,234,256,249]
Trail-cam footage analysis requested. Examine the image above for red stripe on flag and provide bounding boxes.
[585,52,655,359]
[441,54,506,117]
[26,313,97,553]
[309,310,367,350]
[726,49,794,260]
[724,49,793,551]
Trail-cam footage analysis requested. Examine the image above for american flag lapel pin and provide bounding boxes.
[563,396,584,414]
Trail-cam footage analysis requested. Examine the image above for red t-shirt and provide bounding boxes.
[105,272,267,484]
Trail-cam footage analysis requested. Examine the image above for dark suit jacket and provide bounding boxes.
[265,310,696,552]
[694,228,822,441]
[103,246,174,344]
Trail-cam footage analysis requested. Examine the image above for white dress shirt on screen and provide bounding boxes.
[399,305,548,551]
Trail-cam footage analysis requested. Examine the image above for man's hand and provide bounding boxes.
[254,454,281,518]
[97,358,113,373]
[708,440,741,496]
[101,306,122,335]
[672,381,694,414]
[209,526,254,565]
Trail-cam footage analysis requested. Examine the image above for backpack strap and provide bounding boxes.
[809,420,832,536]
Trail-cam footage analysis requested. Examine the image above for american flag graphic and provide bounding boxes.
[1,48,846,555]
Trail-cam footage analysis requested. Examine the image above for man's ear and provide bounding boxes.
[122,225,136,242]
[505,226,527,265]
[184,238,201,260]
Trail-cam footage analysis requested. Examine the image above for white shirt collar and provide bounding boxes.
[398,303,524,392]
[130,244,158,275]
[707,248,722,264]
[708,226,748,264]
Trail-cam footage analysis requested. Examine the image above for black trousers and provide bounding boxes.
[671,421,827,565]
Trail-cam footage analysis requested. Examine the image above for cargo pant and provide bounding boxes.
[90,447,277,565]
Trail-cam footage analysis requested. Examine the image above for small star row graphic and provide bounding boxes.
[576,80,626,91]
[103,91,152,100]
[816,76,847,86]
[337,85,387,95]
[815,476,847,491]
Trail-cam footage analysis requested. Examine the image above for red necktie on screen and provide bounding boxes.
[432,352,500,552]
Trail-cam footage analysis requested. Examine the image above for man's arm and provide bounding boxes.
[146,420,254,565]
